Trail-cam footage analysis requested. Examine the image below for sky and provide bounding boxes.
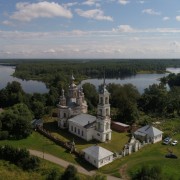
[1,0,180,59]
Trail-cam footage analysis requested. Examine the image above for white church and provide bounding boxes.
[57,75,112,142]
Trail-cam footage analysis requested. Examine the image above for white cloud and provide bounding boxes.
[1,27,180,59]
[113,25,135,32]
[2,20,14,26]
[75,9,113,21]
[163,16,170,21]
[176,16,180,21]
[170,41,180,48]
[10,1,73,22]
[142,9,161,16]
[112,25,180,33]
[118,0,130,5]
[82,0,100,7]
[63,2,78,7]
[138,1,145,4]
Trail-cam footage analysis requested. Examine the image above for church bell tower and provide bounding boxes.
[95,72,112,142]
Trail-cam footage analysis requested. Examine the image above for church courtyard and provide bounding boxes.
[43,117,129,152]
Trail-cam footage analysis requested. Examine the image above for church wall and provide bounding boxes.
[68,121,94,141]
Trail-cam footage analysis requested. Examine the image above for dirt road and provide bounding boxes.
[29,149,121,180]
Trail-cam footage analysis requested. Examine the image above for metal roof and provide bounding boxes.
[68,113,96,127]
[134,125,163,137]
[83,145,113,160]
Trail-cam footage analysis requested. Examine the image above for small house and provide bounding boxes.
[134,125,163,143]
[82,145,114,168]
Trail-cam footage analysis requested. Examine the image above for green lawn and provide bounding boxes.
[0,132,78,164]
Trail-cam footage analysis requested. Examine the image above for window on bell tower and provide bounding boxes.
[99,109,102,116]
[106,122,109,131]
[100,97,103,104]
[105,97,108,104]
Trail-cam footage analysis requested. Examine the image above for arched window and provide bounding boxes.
[106,123,109,131]
[99,109,102,116]
[105,97,108,104]
[100,97,103,104]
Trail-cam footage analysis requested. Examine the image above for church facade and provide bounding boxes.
[57,75,112,142]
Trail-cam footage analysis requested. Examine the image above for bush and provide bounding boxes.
[0,145,40,171]
[0,131,9,140]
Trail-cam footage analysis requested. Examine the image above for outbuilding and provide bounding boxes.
[111,121,130,132]
[134,125,163,143]
[82,145,114,168]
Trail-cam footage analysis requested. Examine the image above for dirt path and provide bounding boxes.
[29,149,121,180]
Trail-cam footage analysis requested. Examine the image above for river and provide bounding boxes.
[0,65,48,94]
[0,65,179,94]
[80,68,180,94]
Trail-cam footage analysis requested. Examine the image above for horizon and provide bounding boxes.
[1,0,180,59]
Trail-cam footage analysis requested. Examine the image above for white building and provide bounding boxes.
[57,75,112,142]
[82,145,114,168]
[134,125,163,143]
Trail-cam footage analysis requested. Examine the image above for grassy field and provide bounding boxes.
[0,116,179,179]
[93,117,180,179]
[0,158,88,180]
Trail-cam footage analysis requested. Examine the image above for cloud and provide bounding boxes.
[75,9,113,21]
[163,16,170,21]
[176,16,180,21]
[113,25,135,32]
[112,25,180,33]
[170,41,180,48]
[10,1,73,22]
[138,1,145,4]
[142,9,161,16]
[2,20,14,26]
[82,0,100,7]
[63,2,78,7]
[118,0,130,5]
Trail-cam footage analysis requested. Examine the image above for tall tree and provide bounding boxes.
[0,103,33,139]
[108,83,140,124]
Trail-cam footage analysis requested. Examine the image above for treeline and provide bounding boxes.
[0,145,40,171]
[13,59,180,86]
[161,73,180,88]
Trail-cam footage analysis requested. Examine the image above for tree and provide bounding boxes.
[138,84,168,115]
[0,103,33,139]
[0,81,27,108]
[46,168,60,180]
[82,83,98,112]
[31,101,45,119]
[60,165,79,180]
[107,83,140,124]
[132,165,163,180]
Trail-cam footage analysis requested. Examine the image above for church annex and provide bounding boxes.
[57,75,112,142]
